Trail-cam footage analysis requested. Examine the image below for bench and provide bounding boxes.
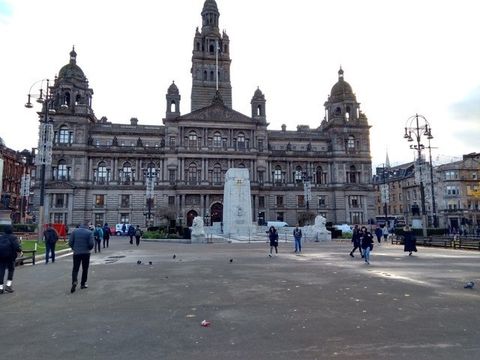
[453,238,480,250]
[418,237,452,248]
[15,243,37,266]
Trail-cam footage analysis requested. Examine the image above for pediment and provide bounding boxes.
[178,103,253,124]
[46,181,76,190]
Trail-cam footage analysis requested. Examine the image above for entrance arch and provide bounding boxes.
[210,203,223,223]
[186,210,198,227]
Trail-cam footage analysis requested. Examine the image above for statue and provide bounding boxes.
[190,216,206,243]
[303,215,331,241]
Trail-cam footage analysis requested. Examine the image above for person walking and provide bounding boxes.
[128,224,136,244]
[93,224,103,253]
[349,225,362,258]
[121,223,127,235]
[360,226,374,265]
[293,224,302,253]
[68,221,94,293]
[403,225,417,256]
[102,223,111,248]
[134,225,143,246]
[374,225,383,244]
[267,226,279,257]
[43,224,59,264]
[0,225,22,294]
[382,225,389,242]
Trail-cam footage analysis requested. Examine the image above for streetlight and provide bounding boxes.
[25,79,55,241]
[404,114,433,237]
[145,164,155,228]
[427,138,437,228]
[380,164,389,228]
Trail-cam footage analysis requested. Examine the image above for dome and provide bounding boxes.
[167,81,179,94]
[58,47,86,81]
[254,87,264,97]
[202,0,219,14]
[330,67,356,102]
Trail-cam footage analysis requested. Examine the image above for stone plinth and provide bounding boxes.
[223,168,253,237]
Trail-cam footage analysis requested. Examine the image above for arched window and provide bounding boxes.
[146,163,156,179]
[196,42,200,51]
[237,133,245,150]
[213,132,222,147]
[169,100,176,113]
[274,166,283,184]
[97,162,107,183]
[335,107,341,115]
[75,94,81,105]
[316,166,325,184]
[210,71,214,81]
[58,126,70,144]
[209,44,214,54]
[203,71,207,81]
[188,163,198,184]
[295,166,303,183]
[57,160,68,180]
[347,136,355,149]
[123,162,132,184]
[188,131,198,148]
[213,163,222,184]
[64,92,71,106]
[257,105,262,116]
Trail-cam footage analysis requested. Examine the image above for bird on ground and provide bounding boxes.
[464,281,475,289]
[137,260,142,265]
[149,261,153,265]
[229,259,233,263]
[173,254,176,259]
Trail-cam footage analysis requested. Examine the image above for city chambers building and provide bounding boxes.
[35,0,374,229]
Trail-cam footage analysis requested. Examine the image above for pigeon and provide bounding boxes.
[173,254,176,259]
[148,261,153,265]
[464,281,475,289]
[229,259,233,263]
[137,260,142,265]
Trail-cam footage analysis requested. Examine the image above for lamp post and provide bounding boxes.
[25,79,55,241]
[380,164,389,228]
[427,138,437,228]
[145,165,155,228]
[404,114,433,237]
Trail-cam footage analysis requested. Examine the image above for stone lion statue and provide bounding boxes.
[191,216,205,236]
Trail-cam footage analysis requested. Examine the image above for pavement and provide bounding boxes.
[1,238,479,360]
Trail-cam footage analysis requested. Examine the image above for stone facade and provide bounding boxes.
[33,0,374,229]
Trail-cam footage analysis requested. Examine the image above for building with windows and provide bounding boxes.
[33,0,374,229]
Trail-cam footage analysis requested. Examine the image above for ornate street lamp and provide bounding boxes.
[404,114,433,237]
[25,79,55,241]
[145,164,155,227]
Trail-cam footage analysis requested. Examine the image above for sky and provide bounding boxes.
[1,0,479,168]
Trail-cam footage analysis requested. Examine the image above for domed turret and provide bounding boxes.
[168,81,179,95]
[329,67,356,102]
[58,46,87,82]
[166,81,181,118]
[251,87,266,120]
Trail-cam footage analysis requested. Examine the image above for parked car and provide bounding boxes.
[267,221,289,228]
[334,224,353,234]
[115,223,131,236]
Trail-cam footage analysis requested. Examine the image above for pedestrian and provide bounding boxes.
[134,225,143,246]
[0,225,22,294]
[374,225,383,244]
[68,221,94,293]
[267,226,279,257]
[360,226,374,265]
[93,224,103,253]
[403,225,417,256]
[128,224,136,244]
[103,223,111,248]
[293,224,302,253]
[349,225,362,258]
[121,223,127,235]
[43,224,59,264]
[382,226,389,242]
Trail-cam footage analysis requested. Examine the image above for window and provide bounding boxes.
[274,166,284,184]
[258,171,264,185]
[57,160,68,180]
[168,196,175,206]
[445,171,458,180]
[295,167,303,183]
[276,195,284,207]
[121,195,130,208]
[350,212,363,224]
[53,213,65,224]
[169,136,176,147]
[259,196,265,208]
[213,163,222,184]
[120,213,129,224]
[94,213,104,227]
[213,132,222,147]
[122,162,132,184]
[54,194,66,208]
[318,195,326,207]
[58,126,70,144]
[347,165,358,183]
[297,195,305,207]
[446,186,459,195]
[276,212,284,221]
[97,162,107,184]
[95,195,105,208]
[237,133,245,151]
[188,163,198,184]
[169,170,176,184]
[188,131,198,148]
[472,173,477,180]
[347,136,355,149]
[349,195,360,208]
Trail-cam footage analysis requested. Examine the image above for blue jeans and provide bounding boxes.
[45,242,56,263]
[294,238,302,252]
[363,247,371,263]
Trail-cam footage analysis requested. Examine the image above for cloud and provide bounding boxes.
[0,1,12,18]
[449,86,480,121]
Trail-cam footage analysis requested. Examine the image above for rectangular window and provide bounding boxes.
[258,139,264,152]
[318,195,326,207]
[169,136,176,147]
[55,194,65,208]
[94,213,104,226]
[445,171,458,180]
[120,213,129,224]
[276,212,284,221]
[276,195,284,207]
[446,186,459,195]
[297,195,305,207]
[259,196,265,208]
[121,195,130,208]
[95,195,105,208]
[168,196,175,205]
[169,170,176,184]
[350,211,363,224]
[53,213,64,224]
[349,195,360,208]
[258,171,264,185]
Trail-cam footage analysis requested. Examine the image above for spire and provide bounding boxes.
[69,45,77,65]
[386,150,391,168]
[338,66,344,80]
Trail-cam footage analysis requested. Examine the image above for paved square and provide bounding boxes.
[1,239,479,359]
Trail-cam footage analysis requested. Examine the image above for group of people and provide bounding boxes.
[267,224,304,257]
[120,223,144,246]
[350,224,417,264]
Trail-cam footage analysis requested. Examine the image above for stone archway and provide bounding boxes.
[186,210,198,227]
[210,203,223,223]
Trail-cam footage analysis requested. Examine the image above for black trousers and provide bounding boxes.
[350,244,363,255]
[0,259,15,284]
[72,253,90,286]
[103,236,109,248]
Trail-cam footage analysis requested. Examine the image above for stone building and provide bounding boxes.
[33,0,374,229]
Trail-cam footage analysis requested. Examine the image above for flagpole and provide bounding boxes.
[215,39,219,91]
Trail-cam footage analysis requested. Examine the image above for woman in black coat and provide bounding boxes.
[403,226,417,256]
[0,225,22,293]
[267,226,279,257]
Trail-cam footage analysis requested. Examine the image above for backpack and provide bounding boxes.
[135,228,142,237]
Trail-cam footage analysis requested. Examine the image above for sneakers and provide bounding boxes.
[70,282,77,294]
[0,288,3,294]
[268,253,272,258]
[81,284,88,289]
[4,285,14,293]
[349,253,354,258]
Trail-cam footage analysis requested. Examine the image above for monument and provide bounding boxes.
[303,215,331,241]
[190,216,206,243]
[223,168,253,237]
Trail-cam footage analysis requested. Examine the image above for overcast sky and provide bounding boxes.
[1,0,479,168]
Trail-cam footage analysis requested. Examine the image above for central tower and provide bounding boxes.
[190,0,232,111]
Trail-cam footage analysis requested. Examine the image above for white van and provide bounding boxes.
[115,223,131,236]
[267,221,289,228]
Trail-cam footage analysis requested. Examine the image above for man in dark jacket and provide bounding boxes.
[349,225,362,258]
[43,224,59,264]
[68,222,94,293]
[0,225,22,293]
[127,224,135,244]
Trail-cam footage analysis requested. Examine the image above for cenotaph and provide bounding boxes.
[223,168,252,237]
